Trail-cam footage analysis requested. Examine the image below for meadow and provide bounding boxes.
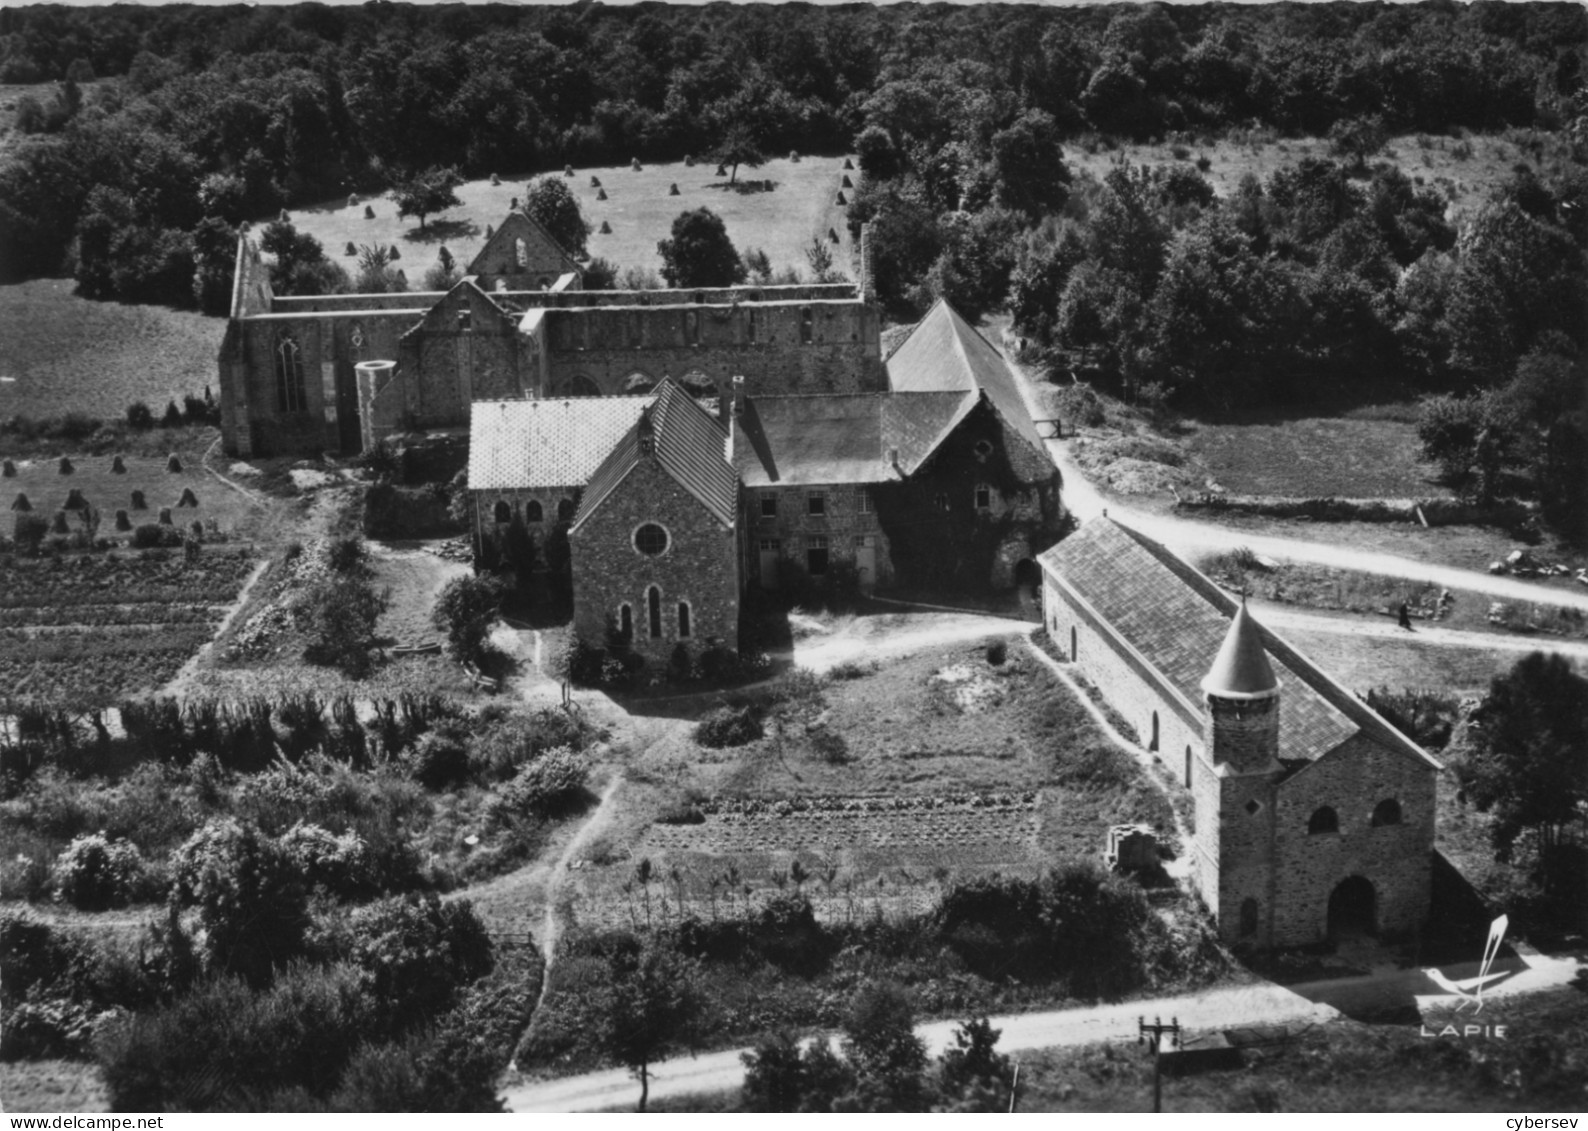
[283,154,857,283]
[0,278,223,422]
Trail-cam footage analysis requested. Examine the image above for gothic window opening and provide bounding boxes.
[1149,712,1160,752]
[350,325,366,360]
[677,602,691,639]
[746,309,757,343]
[800,307,813,344]
[515,238,528,268]
[557,498,576,522]
[1308,806,1340,835]
[647,586,662,638]
[525,500,544,523]
[619,604,633,642]
[274,335,307,413]
[493,500,512,523]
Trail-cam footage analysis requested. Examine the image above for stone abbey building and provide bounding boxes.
[1040,518,1440,949]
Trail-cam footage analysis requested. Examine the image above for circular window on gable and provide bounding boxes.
[634,523,669,556]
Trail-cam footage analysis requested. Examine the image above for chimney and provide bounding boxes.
[887,446,899,469]
[637,405,656,458]
[732,374,746,418]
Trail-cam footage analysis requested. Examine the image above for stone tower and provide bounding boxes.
[1197,597,1282,945]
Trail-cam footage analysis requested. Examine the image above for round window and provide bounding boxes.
[634,523,669,556]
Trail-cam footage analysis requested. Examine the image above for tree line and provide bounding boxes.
[0,1,1583,304]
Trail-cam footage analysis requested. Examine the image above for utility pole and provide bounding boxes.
[1138,1015,1181,1113]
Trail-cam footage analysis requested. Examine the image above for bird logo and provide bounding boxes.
[1423,915,1510,1013]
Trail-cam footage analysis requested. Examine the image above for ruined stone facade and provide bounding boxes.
[1040,518,1439,950]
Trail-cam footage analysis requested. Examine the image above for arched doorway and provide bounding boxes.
[1327,876,1377,939]
[1013,558,1039,595]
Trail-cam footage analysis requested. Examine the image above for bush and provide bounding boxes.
[278,822,372,897]
[14,511,48,553]
[494,747,589,818]
[132,521,182,549]
[52,833,147,910]
[694,706,763,748]
[432,575,507,667]
[343,893,493,1033]
[126,401,154,430]
[170,820,309,986]
[985,640,1007,666]
[407,730,470,790]
[294,573,391,677]
[160,401,183,428]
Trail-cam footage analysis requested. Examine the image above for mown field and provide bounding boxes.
[1182,404,1451,500]
[563,639,1179,930]
[0,278,223,422]
[283,154,857,283]
[3,454,266,544]
[0,548,260,706]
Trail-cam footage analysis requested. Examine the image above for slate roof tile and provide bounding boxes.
[467,396,651,491]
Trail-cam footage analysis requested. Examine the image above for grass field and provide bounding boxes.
[564,640,1178,929]
[284,155,857,282]
[1182,404,1450,500]
[0,278,224,422]
[1066,129,1570,220]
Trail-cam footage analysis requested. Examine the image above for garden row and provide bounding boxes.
[0,547,256,608]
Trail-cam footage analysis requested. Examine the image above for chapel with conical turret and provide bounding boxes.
[1039,517,1441,949]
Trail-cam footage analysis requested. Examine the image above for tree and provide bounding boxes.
[391,166,464,232]
[854,124,901,181]
[346,894,494,1032]
[1462,652,1588,901]
[936,1017,1012,1108]
[432,574,508,667]
[657,207,746,288]
[524,176,590,257]
[991,109,1070,219]
[841,981,927,1110]
[805,236,845,284]
[593,942,703,1111]
[260,220,349,297]
[742,1031,855,1113]
[710,121,765,186]
[293,572,391,677]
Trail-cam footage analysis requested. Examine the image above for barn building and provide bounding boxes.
[1039,518,1440,949]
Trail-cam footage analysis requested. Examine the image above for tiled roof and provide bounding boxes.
[731,391,974,486]
[467,396,650,491]
[1039,518,1440,770]
[573,378,737,531]
[886,299,1047,455]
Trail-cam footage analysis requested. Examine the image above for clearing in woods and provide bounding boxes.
[281,155,857,283]
[560,637,1179,930]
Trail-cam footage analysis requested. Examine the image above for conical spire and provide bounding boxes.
[1201,597,1279,700]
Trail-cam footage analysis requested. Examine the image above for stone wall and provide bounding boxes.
[569,458,739,665]
[1270,734,1435,945]
[744,482,892,591]
[470,486,582,565]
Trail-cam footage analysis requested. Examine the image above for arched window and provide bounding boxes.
[1070,626,1077,661]
[800,307,813,344]
[622,371,655,394]
[493,500,512,523]
[746,308,757,343]
[557,498,576,522]
[634,523,668,556]
[1371,799,1402,827]
[1149,712,1160,752]
[647,586,662,639]
[677,601,691,638]
[1308,806,1340,835]
[525,500,544,523]
[515,238,528,268]
[1185,745,1193,787]
[619,604,633,642]
[1240,898,1259,937]
[274,335,307,413]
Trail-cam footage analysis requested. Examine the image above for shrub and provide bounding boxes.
[343,893,493,1033]
[407,730,470,790]
[694,706,763,748]
[52,833,146,910]
[278,822,372,897]
[160,401,183,428]
[14,511,48,552]
[126,402,154,430]
[132,521,181,549]
[170,820,309,986]
[985,640,1007,666]
[494,747,589,818]
[432,575,507,667]
[294,573,391,677]
[469,709,594,781]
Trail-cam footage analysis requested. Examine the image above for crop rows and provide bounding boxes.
[0,603,223,628]
[642,800,1038,856]
[0,646,206,706]
[0,551,256,608]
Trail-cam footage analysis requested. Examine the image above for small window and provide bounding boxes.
[619,604,633,642]
[857,488,874,515]
[758,537,779,552]
[1149,712,1160,752]
[557,498,576,522]
[935,492,951,512]
[807,492,826,516]
[974,484,992,510]
[800,307,813,344]
[634,523,669,556]
[1185,745,1193,788]
[677,602,691,639]
[525,500,544,523]
[493,500,512,524]
[1308,806,1339,835]
[807,536,829,576]
[515,237,528,268]
[760,495,778,518]
[1244,798,1261,816]
[1371,799,1402,827]
[1070,626,1077,660]
[647,586,662,638]
[1240,897,1259,937]
[746,309,757,344]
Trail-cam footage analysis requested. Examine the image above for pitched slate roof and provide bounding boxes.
[886,299,1047,454]
[573,378,737,531]
[731,391,973,486]
[1039,517,1440,771]
[468,396,651,491]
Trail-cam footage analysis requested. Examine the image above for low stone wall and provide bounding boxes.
[1174,492,1530,527]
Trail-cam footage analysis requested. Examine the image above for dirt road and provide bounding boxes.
[499,947,1584,1112]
